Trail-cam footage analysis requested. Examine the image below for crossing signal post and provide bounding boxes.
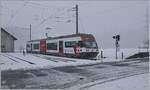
[112,35,120,59]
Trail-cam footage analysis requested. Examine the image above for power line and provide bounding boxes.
[2,1,75,30]
[33,6,73,29]
[6,1,28,27]
[27,1,72,9]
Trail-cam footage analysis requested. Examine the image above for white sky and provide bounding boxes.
[0,0,148,49]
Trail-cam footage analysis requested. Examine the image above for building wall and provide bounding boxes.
[1,30,15,52]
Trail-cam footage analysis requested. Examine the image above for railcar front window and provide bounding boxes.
[78,41,97,48]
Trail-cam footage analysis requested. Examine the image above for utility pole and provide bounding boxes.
[76,4,78,34]
[30,24,31,41]
[146,6,149,52]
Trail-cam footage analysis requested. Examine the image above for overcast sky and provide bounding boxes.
[0,0,148,49]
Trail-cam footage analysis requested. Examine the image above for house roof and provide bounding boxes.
[1,27,17,40]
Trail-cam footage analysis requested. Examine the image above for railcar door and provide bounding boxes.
[31,43,32,53]
[40,40,46,54]
[59,41,63,55]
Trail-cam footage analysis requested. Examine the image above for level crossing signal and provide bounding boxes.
[112,34,120,59]
[113,35,120,41]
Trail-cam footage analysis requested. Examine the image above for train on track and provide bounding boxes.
[26,33,99,59]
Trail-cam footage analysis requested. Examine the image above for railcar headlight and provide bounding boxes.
[80,49,82,52]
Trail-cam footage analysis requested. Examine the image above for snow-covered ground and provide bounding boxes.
[1,49,149,89]
[0,48,148,71]
[80,73,148,90]
[0,53,103,71]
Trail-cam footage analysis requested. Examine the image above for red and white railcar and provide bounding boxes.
[26,33,99,59]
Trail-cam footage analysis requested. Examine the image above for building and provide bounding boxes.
[0,28,17,52]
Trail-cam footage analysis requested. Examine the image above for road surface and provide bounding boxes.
[1,58,149,89]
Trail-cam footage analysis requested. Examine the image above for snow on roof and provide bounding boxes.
[28,33,93,42]
[1,27,17,40]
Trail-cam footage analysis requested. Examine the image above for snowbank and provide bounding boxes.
[98,48,147,59]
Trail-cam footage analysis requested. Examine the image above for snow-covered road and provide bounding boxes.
[1,57,149,89]
[81,73,148,90]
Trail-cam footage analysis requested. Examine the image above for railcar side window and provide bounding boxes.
[33,44,39,49]
[47,43,57,50]
[65,41,77,47]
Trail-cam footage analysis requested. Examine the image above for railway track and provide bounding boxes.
[1,54,20,63]
[33,54,76,63]
[33,55,59,62]
[1,54,35,65]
